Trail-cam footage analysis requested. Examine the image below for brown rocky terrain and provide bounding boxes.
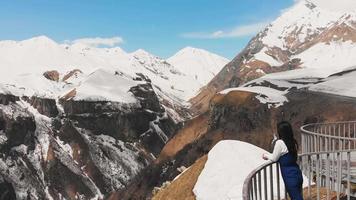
[121,84,356,199]
[152,156,207,200]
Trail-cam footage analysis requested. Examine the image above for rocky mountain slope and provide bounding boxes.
[0,73,177,199]
[0,36,228,199]
[191,0,356,114]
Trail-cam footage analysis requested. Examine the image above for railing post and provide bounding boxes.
[276,163,281,200]
[336,152,341,200]
[338,124,342,151]
[348,123,351,150]
[353,122,356,149]
[269,165,273,200]
[258,171,262,200]
[308,155,311,199]
[253,175,257,200]
[316,154,320,200]
[264,167,267,200]
[347,152,351,200]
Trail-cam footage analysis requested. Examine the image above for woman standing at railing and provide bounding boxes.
[262,121,303,200]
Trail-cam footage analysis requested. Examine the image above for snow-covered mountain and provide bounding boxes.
[168,47,229,86]
[0,35,233,199]
[191,0,356,114]
[258,0,356,77]
[0,36,198,102]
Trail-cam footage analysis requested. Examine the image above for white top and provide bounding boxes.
[265,140,289,162]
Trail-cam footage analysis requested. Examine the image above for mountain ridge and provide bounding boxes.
[190,0,356,114]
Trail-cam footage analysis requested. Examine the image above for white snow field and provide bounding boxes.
[309,68,356,98]
[220,86,289,108]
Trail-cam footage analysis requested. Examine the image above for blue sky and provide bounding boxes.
[0,0,294,59]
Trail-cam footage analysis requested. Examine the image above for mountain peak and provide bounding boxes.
[132,49,150,55]
[22,35,58,45]
[176,46,210,55]
[301,0,356,13]
[168,47,229,86]
[304,0,317,9]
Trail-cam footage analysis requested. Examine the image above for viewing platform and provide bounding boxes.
[243,121,356,200]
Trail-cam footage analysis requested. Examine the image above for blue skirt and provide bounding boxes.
[279,153,303,200]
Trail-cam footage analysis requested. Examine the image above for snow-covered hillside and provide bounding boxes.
[309,67,356,97]
[168,47,229,86]
[193,140,268,200]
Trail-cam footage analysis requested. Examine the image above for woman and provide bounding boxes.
[262,121,303,200]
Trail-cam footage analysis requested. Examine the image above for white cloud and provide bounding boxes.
[181,21,269,39]
[69,36,124,47]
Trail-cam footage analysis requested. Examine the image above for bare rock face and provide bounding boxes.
[62,69,83,82]
[43,70,60,82]
[27,96,59,117]
[0,76,183,199]
[0,178,16,200]
[0,103,36,150]
[0,94,19,105]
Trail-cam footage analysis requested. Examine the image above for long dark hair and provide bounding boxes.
[277,121,298,161]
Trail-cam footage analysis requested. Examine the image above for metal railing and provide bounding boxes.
[242,161,288,200]
[243,121,356,200]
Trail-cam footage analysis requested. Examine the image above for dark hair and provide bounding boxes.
[277,121,298,161]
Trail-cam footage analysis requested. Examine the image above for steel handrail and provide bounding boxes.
[243,121,356,200]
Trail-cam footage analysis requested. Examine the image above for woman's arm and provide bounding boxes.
[263,140,288,162]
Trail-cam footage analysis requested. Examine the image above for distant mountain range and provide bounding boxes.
[0,36,228,103]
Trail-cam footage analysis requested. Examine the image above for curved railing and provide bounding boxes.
[242,161,287,200]
[243,121,356,200]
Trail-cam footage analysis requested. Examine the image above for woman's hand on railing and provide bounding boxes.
[262,153,268,160]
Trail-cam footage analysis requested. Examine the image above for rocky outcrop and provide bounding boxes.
[129,83,162,112]
[0,102,36,151]
[62,69,82,82]
[26,96,59,117]
[0,94,19,105]
[59,82,180,156]
[43,70,60,82]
